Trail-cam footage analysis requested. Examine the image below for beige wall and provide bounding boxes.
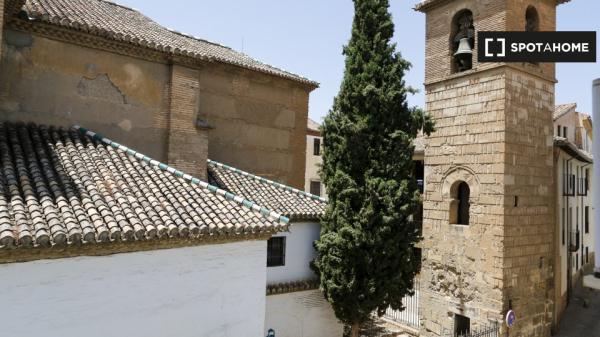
[0,28,312,186]
[0,30,171,161]
[197,62,309,189]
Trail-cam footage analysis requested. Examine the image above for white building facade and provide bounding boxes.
[0,241,268,337]
[553,104,594,325]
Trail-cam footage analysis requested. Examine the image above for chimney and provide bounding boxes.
[593,78,600,279]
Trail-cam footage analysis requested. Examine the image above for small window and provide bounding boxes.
[267,237,286,267]
[562,208,565,246]
[585,206,589,233]
[454,314,470,336]
[450,181,470,225]
[525,6,539,32]
[576,254,579,270]
[563,126,568,138]
[310,181,322,197]
[313,138,321,156]
[557,125,561,137]
[586,247,589,264]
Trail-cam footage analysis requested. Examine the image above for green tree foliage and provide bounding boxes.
[312,0,434,335]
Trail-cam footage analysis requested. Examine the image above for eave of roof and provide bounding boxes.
[207,159,327,221]
[415,0,570,12]
[0,122,290,258]
[554,103,577,121]
[14,0,319,89]
[554,136,593,163]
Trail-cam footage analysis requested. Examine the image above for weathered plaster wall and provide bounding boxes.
[0,240,268,337]
[265,290,343,337]
[0,29,171,161]
[197,62,309,189]
[267,221,320,284]
[305,134,326,198]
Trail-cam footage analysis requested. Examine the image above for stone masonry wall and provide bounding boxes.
[167,64,207,179]
[420,67,507,337]
[503,68,555,337]
[0,30,171,161]
[420,1,560,336]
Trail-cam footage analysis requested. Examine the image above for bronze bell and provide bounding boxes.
[454,37,473,56]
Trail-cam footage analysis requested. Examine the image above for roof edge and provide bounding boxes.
[554,136,593,163]
[207,159,327,203]
[73,125,290,226]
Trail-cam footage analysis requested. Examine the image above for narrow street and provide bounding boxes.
[554,279,600,337]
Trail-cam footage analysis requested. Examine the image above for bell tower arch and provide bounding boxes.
[415,1,570,336]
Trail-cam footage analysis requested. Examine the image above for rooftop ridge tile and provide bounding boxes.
[73,125,290,225]
[207,159,327,203]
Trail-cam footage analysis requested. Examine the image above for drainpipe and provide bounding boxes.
[593,78,600,278]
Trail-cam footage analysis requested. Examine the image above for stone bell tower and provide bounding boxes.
[415,0,569,336]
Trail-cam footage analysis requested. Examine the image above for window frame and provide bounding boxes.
[313,138,321,156]
[267,236,286,267]
[310,180,322,197]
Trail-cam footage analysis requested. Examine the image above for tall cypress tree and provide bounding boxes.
[312,1,434,335]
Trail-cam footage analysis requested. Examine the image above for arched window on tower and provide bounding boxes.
[450,181,470,225]
[451,10,474,73]
[525,6,539,32]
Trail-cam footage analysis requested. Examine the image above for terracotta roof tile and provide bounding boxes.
[0,122,288,249]
[207,160,326,221]
[554,103,577,121]
[16,0,318,88]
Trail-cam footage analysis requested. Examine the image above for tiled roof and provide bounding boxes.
[554,103,577,121]
[16,0,318,88]
[307,118,321,133]
[0,122,288,249]
[554,136,593,163]
[415,0,570,11]
[207,160,326,221]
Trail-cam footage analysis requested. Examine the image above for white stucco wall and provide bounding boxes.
[268,221,320,284]
[0,240,267,337]
[265,290,343,337]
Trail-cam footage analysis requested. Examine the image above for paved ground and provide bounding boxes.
[554,279,600,337]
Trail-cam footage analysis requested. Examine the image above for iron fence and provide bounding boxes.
[455,323,499,337]
[382,277,420,327]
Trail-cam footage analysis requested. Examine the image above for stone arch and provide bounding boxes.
[449,9,475,73]
[441,167,480,225]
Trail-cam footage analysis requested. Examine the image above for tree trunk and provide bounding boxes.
[350,322,360,337]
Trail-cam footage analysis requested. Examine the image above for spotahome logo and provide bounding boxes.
[478,31,596,62]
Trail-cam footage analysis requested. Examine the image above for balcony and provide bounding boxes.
[577,177,588,196]
[563,174,575,196]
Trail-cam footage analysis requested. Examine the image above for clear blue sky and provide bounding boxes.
[116,0,599,122]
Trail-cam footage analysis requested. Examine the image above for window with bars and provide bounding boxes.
[562,208,565,246]
[267,237,286,267]
[313,138,321,156]
[585,206,589,233]
[310,181,322,197]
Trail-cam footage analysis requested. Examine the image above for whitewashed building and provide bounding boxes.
[208,160,344,337]
[553,103,595,325]
[0,123,290,337]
